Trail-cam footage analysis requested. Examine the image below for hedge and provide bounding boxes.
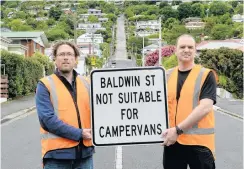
[0,50,55,98]
[196,48,243,99]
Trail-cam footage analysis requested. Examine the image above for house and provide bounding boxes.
[77,33,103,44]
[184,17,202,23]
[1,32,49,57]
[88,9,102,15]
[0,36,27,56]
[77,43,102,58]
[185,21,205,29]
[184,17,205,29]
[232,14,244,23]
[7,12,14,18]
[62,8,72,14]
[142,44,159,55]
[36,17,48,21]
[87,9,106,18]
[196,39,244,53]
[98,18,109,23]
[135,20,160,37]
[136,20,160,31]
[135,31,158,37]
[77,23,106,31]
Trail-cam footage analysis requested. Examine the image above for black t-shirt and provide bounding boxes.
[177,69,217,104]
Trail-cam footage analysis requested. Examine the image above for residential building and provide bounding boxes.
[88,9,102,15]
[232,14,244,23]
[7,12,14,18]
[77,33,103,44]
[142,44,159,55]
[1,32,49,57]
[77,43,102,57]
[185,21,205,29]
[135,31,158,37]
[98,18,109,23]
[0,36,27,56]
[136,20,160,31]
[77,23,106,31]
[196,39,244,53]
[36,17,48,21]
[184,17,205,29]
[184,17,202,23]
[135,20,160,37]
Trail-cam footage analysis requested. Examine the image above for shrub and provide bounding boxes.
[0,50,51,98]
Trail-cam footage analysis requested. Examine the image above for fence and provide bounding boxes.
[1,75,8,98]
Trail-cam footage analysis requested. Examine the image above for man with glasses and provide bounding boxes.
[35,41,94,169]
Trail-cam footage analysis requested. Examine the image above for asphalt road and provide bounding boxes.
[1,110,242,169]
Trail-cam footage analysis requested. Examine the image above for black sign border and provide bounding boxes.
[90,67,169,146]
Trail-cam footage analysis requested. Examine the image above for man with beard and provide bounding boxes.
[35,41,94,169]
[162,34,216,169]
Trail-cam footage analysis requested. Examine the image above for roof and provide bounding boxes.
[197,39,244,52]
[144,44,158,49]
[1,31,49,47]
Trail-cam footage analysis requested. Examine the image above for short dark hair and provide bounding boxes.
[52,41,80,59]
[176,34,196,47]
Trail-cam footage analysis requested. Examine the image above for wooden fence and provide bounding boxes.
[1,75,8,98]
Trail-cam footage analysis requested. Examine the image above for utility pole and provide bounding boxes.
[158,17,162,66]
[142,35,144,66]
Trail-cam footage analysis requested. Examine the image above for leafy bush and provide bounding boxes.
[32,52,55,76]
[0,50,54,98]
[162,54,178,70]
[196,48,243,98]
[145,45,176,66]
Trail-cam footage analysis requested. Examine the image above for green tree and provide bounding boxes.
[235,4,243,14]
[8,19,33,31]
[107,13,116,22]
[211,24,232,40]
[209,1,230,16]
[191,3,205,18]
[231,1,238,8]
[125,8,134,18]
[87,15,99,23]
[46,28,69,41]
[128,36,149,54]
[233,23,243,38]
[164,18,180,29]
[159,2,169,9]
[46,18,56,27]
[219,13,233,25]
[13,11,27,20]
[160,6,179,22]
[49,7,62,20]
[36,21,49,31]
[163,25,187,45]
[3,1,19,8]
[177,3,192,20]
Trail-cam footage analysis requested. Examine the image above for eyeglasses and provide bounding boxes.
[56,52,75,57]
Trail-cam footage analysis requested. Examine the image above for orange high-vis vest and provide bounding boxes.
[39,74,92,158]
[167,65,215,156]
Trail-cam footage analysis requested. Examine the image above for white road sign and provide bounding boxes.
[90,67,169,146]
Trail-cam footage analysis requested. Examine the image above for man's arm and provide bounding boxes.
[178,71,217,131]
[35,82,82,141]
[178,98,213,131]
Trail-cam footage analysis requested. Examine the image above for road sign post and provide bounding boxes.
[90,67,169,146]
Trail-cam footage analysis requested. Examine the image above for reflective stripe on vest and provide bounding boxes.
[40,75,90,140]
[168,67,215,135]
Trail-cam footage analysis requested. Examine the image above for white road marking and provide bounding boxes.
[214,106,243,122]
[115,146,123,169]
[1,109,36,127]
